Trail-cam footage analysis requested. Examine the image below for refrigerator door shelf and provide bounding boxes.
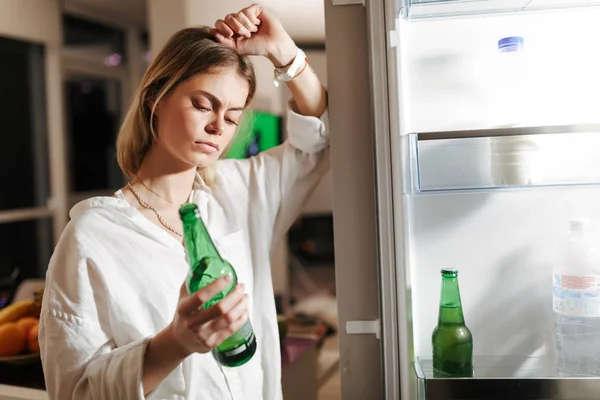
[405,0,600,20]
[414,356,600,400]
[406,124,600,193]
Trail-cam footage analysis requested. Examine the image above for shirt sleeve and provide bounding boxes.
[220,101,330,249]
[39,222,149,400]
[271,101,330,247]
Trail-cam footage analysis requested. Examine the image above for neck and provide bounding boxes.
[438,277,465,325]
[136,144,197,204]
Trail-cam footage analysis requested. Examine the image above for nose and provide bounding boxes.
[205,115,224,135]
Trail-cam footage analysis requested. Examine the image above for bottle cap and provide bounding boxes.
[441,268,458,275]
[498,36,524,52]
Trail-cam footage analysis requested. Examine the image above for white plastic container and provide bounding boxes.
[490,135,539,185]
[553,218,600,376]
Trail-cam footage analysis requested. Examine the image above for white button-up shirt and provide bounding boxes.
[39,104,329,400]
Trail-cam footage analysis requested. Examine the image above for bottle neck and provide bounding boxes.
[181,210,222,270]
[438,276,465,325]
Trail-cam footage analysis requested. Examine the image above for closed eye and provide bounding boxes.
[225,118,238,126]
[192,101,210,112]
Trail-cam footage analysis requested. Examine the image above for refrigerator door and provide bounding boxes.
[393,2,600,400]
[328,1,600,399]
[325,0,407,398]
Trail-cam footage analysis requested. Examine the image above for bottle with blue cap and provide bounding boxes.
[496,36,527,124]
[490,35,539,186]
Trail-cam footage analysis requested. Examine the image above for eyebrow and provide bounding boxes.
[192,90,244,112]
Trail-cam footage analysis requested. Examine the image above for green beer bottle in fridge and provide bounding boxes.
[179,203,257,367]
[432,268,473,378]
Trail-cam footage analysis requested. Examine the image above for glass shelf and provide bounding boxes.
[406,124,600,194]
[414,356,600,400]
[404,0,600,20]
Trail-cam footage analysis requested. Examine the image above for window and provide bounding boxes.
[0,36,51,279]
[65,76,123,193]
[63,14,126,66]
[61,13,130,200]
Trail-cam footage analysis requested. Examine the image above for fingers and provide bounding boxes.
[236,12,258,35]
[189,283,246,326]
[207,311,250,347]
[205,292,249,333]
[226,14,252,39]
[214,19,234,38]
[188,284,250,351]
[210,27,233,48]
[244,4,264,24]
[179,281,188,298]
[215,7,262,40]
[178,276,231,315]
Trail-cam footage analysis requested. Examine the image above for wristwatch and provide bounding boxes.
[273,48,307,87]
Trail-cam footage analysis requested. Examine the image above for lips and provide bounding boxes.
[194,140,219,151]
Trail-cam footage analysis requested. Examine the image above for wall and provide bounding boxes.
[146,0,187,54]
[0,0,61,45]
[399,8,600,365]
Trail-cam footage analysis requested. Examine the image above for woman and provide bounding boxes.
[39,4,328,399]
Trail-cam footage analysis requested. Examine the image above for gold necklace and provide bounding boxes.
[127,181,183,238]
[135,174,179,205]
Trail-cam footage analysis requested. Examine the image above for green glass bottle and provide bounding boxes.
[432,268,473,378]
[179,203,257,367]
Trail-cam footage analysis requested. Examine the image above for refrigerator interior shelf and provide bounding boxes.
[406,124,600,194]
[416,123,600,141]
[404,0,600,19]
[414,356,600,400]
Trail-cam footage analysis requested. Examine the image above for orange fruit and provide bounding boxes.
[16,317,38,337]
[0,322,27,356]
[27,324,40,354]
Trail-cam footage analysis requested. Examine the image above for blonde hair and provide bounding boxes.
[116,26,256,182]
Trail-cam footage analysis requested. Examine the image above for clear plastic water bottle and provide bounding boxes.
[490,36,539,186]
[554,219,600,376]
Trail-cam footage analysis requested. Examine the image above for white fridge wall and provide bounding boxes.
[410,187,600,361]
[403,8,600,133]
[399,8,600,362]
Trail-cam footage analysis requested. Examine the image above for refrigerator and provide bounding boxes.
[324,1,600,399]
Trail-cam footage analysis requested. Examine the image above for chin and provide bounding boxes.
[188,153,219,169]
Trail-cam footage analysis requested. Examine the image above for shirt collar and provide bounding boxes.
[193,169,212,195]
